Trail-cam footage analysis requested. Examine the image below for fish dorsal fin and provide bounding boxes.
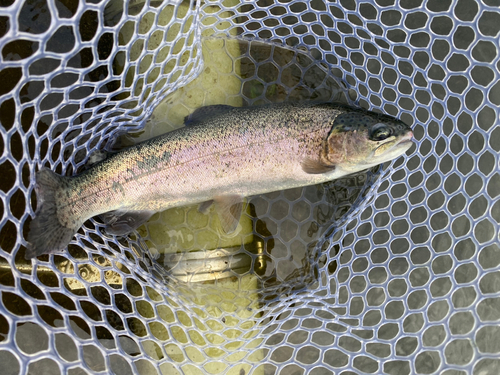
[100,210,155,235]
[214,195,244,234]
[184,105,234,126]
[301,157,336,174]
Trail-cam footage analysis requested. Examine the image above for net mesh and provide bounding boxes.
[1,0,500,374]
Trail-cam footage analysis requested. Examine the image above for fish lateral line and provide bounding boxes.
[123,127,329,175]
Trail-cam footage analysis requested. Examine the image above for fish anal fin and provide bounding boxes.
[100,210,155,236]
[184,105,234,126]
[214,195,244,234]
[301,158,336,174]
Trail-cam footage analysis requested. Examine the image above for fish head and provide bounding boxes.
[323,107,414,172]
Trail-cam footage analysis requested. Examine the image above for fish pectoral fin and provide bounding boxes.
[184,104,234,126]
[214,195,244,234]
[100,210,155,236]
[198,200,214,214]
[301,157,336,174]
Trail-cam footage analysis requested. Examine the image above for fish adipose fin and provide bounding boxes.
[184,105,234,126]
[214,195,244,234]
[100,210,155,235]
[301,157,336,174]
[84,149,110,169]
[26,168,77,259]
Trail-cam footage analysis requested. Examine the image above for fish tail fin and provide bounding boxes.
[26,168,77,259]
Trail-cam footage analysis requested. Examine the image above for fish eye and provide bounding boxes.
[371,124,392,141]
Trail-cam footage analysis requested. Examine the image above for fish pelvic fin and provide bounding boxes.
[214,195,244,235]
[26,168,77,259]
[198,200,214,215]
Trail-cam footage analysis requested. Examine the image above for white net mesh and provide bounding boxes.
[1,0,499,374]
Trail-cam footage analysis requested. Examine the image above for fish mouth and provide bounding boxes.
[398,130,414,146]
[389,130,414,153]
[393,130,414,153]
[371,130,414,162]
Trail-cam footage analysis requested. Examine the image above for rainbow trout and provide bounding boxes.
[27,102,414,258]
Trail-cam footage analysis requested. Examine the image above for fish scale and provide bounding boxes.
[26,101,413,258]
